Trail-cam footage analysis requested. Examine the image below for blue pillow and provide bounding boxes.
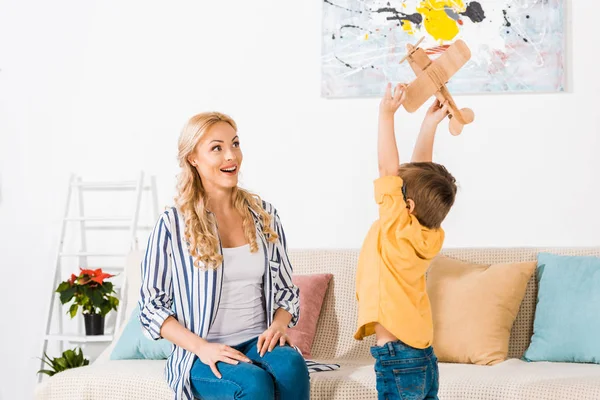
[110,308,173,360]
[522,252,600,364]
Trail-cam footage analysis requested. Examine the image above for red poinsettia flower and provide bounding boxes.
[77,268,114,285]
[91,270,114,284]
[68,274,78,285]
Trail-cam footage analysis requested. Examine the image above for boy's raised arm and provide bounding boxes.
[378,83,406,177]
[411,99,449,163]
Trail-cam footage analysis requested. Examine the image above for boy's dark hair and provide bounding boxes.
[398,162,457,229]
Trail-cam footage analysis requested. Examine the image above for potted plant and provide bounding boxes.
[38,348,89,377]
[56,268,119,335]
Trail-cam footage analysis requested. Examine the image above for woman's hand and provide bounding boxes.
[194,340,252,379]
[257,321,294,357]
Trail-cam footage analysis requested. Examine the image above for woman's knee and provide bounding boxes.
[266,347,310,399]
[267,346,309,382]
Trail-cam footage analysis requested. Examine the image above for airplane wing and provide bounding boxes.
[429,39,471,81]
[403,71,439,113]
[405,48,431,75]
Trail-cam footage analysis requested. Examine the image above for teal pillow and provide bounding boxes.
[110,308,173,360]
[523,252,600,364]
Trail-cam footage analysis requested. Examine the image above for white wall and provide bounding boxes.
[1,0,598,398]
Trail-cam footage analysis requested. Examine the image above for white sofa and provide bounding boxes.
[35,247,600,399]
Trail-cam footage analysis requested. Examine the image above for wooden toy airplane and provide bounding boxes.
[399,37,475,135]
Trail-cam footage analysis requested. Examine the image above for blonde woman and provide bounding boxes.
[139,112,310,400]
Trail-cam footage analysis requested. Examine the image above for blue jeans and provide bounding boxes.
[370,340,439,400]
[190,336,310,400]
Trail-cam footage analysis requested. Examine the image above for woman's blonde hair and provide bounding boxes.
[175,111,278,269]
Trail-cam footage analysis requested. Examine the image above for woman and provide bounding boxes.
[139,112,310,400]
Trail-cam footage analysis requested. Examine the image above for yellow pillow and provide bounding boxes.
[427,255,536,365]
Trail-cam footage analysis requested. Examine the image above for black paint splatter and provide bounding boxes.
[461,2,485,23]
[323,0,362,13]
[335,56,353,69]
[338,23,388,38]
[374,7,423,25]
[502,9,511,27]
[335,55,375,70]
[340,24,373,34]
[339,24,379,37]
[502,9,530,43]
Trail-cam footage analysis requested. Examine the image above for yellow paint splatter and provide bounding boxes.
[402,21,414,35]
[364,33,369,40]
[417,0,466,42]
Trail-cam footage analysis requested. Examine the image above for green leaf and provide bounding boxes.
[55,357,68,370]
[74,348,83,363]
[99,304,111,317]
[36,348,90,377]
[90,289,103,307]
[56,282,71,292]
[59,287,77,304]
[63,350,76,366]
[68,304,79,319]
[38,355,53,370]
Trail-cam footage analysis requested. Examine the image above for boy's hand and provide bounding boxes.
[379,83,407,116]
[423,99,449,127]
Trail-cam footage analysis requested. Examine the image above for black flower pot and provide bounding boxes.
[84,313,105,336]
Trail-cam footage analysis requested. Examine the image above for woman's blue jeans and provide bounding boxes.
[190,336,310,400]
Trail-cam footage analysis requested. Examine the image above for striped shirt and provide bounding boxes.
[138,202,336,400]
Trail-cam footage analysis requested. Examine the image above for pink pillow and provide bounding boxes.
[287,273,333,359]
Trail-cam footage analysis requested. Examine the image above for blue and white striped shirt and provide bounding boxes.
[138,202,302,400]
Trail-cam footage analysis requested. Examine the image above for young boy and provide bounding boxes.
[354,83,458,400]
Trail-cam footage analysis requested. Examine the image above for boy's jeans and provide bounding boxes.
[370,340,439,400]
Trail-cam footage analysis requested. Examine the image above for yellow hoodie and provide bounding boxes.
[354,176,444,349]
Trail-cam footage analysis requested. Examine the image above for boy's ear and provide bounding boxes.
[406,199,416,214]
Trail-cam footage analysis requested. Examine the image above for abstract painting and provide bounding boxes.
[321,0,565,97]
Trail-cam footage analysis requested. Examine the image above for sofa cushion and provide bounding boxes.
[439,358,600,400]
[288,273,333,359]
[34,359,378,400]
[35,358,600,400]
[523,252,600,364]
[110,308,173,360]
[34,360,172,400]
[95,249,145,364]
[427,255,536,365]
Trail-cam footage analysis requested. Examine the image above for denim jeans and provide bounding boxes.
[370,340,439,400]
[190,336,310,400]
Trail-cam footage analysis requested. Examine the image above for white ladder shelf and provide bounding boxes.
[38,172,159,382]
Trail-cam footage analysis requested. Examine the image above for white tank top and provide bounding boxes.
[205,244,267,346]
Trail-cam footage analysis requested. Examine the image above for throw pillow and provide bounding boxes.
[110,307,173,360]
[523,252,600,364]
[427,255,536,365]
[287,273,333,359]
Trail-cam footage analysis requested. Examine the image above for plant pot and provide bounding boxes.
[84,313,105,336]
